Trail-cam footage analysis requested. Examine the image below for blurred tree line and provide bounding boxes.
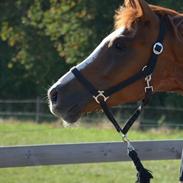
[0,0,183,108]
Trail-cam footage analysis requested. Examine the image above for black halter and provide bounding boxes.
[71,18,166,183]
[71,18,166,136]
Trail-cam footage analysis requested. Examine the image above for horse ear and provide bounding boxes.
[124,0,157,21]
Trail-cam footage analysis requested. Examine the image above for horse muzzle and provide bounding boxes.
[48,69,97,123]
[48,85,83,122]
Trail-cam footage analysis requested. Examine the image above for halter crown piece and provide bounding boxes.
[71,17,166,183]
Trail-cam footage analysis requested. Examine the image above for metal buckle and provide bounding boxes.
[145,86,153,93]
[142,66,154,93]
[122,134,135,151]
[144,74,154,93]
[93,90,109,104]
[122,134,129,143]
[153,42,163,55]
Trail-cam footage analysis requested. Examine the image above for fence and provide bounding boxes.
[0,140,183,168]
[0,98,55,122]
[0,100,183,169]
[1,99,183,128]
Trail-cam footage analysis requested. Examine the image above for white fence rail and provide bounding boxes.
[0,140,183,168]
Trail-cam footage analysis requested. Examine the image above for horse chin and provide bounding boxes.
[50,107,81,124]
[61,112,81,123]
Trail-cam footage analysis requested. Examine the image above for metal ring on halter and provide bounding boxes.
[122,134,130,142]
[142,65,148,72]
[93,90,109,104]
[122,134,135,151]
[153,42,164,55]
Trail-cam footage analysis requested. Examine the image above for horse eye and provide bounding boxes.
[115,42,126,51]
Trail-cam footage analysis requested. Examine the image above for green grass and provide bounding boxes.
[0,119,183,183]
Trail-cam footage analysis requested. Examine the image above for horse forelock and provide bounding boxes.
[114,4,181,30]
[114,6,141,29]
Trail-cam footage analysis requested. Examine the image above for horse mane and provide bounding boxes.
[114,4,181,29]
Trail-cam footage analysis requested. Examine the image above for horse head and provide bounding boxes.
[48,0,183,123]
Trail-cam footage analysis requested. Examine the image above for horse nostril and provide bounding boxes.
[50,88,58,104]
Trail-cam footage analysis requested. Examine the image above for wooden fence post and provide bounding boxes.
[35,97,40,122]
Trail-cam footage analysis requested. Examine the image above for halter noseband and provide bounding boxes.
[71,18,165,135]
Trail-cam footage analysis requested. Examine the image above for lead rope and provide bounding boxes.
[126,138,153,183]
[99,75,153,183]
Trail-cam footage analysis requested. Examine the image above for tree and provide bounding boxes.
[0,0,182,100]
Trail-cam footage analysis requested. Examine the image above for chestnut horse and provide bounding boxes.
[48,0,183,124]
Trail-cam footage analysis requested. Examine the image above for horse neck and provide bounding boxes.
[171,38,183,93]
[170,15,183,74]
[171,35,183,64]
[155,16,183,94]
